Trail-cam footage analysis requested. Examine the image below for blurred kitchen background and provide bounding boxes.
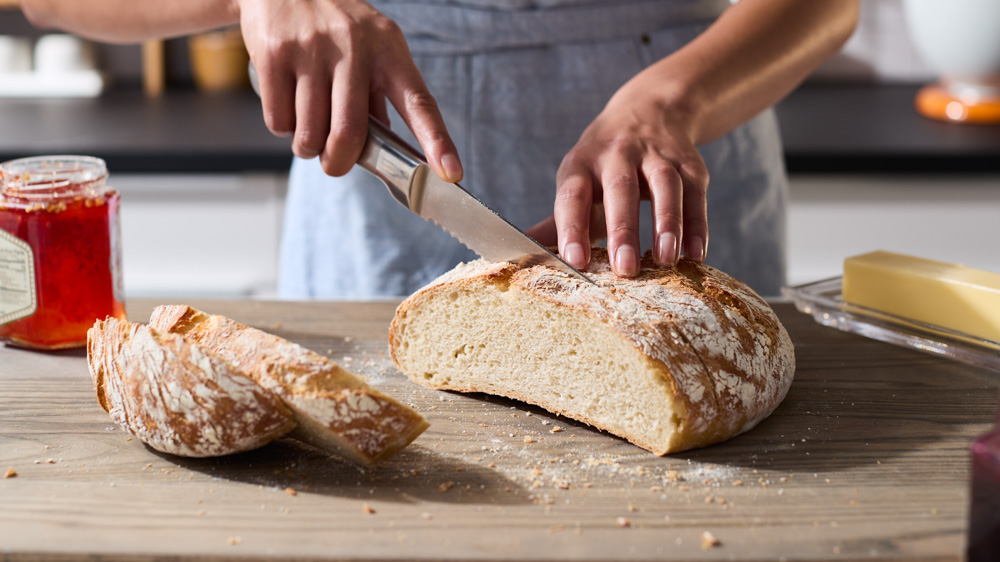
[0,0,997,299]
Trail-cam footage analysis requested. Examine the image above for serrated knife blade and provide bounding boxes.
[357,116,594,284]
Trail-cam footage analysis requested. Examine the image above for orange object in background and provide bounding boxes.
[0,156,125,350]
[915,83,1000,124]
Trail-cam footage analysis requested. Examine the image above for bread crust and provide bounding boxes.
[389,248,795,455]
[150,305,428,466]
[87,318,295,457]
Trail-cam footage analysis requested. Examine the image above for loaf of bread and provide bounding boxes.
[150,305,429,466]
[390,248,795,455]
[87,318,295,457]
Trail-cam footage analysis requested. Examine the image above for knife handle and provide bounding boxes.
[248,61,425,211]
[357,117,427,211]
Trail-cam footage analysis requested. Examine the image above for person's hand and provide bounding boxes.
[528,82,709,278]
[235,0,463,182]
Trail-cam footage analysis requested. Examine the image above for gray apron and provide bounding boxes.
[278,0,788,299]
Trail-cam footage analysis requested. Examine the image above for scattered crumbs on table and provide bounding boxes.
[284,487,298,496]
[616,517,631,528]
[3,469,16,478]
[701,530,720,550]
[438,481,455,492]
[228,536,241,546]
[362,503,375,514]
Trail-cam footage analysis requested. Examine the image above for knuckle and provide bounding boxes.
[404,88,440,114]
[557,223,588,241]
[328,119,367,151]
[555,182,590,204]
[607,220,638,239]
[293,129,324,154]
[645,163,679,184]
[655,209,683,227]
[603,174,638,194]
[371,15,403,39]
[679,155,710,185]
[262,37,295,61]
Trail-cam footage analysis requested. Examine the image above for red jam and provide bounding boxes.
[0,156,125,350]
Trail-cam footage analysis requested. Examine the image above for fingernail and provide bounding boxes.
[686,236,706,263]
[614,244,638,277]
[657,232,679,265]
[563,242,585,268]
[440,154,463,183]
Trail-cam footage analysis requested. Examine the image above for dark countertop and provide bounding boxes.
[777,83,1000,174]
[0,83,996,174]
[0,88,292,173]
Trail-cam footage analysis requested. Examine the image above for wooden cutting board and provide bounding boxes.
[0,299,996,560]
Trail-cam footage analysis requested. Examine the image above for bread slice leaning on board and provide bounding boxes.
[150,305,429,466]
[87,318,296,457]
[390,248,795,455]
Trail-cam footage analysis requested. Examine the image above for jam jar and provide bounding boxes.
[0,156,125,350]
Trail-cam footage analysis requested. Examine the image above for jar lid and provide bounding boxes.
[1,155,108,199]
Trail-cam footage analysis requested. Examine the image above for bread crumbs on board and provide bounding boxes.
[3,469,16,478]
[701,531,720,549]
[284,487,298,496]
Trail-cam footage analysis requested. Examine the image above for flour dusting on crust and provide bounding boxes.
[391,248,795,454]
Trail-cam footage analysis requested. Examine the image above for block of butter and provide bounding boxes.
[842,250,1000,343]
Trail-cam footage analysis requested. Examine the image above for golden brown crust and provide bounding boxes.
[86,318,295,457]
[151,305,428,466]
[389,248,795,455]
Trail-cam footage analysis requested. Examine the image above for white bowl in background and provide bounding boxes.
[0,36,33,74]
[34,34,96,75]
[903,0,1000,94]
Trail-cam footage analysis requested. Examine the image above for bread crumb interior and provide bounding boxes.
[395,282,678,449]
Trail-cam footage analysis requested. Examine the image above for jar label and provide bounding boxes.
[0,230,37,325]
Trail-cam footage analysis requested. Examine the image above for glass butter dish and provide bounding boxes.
[782,276,1000,372]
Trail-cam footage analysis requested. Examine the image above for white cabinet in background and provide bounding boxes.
[787,174,1000,287]
[113,173,287,299]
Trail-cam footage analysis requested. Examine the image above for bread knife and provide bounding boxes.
[358,118,593,283]
[248,62,593,284]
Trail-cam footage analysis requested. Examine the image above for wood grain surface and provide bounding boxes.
[1,299,996,561]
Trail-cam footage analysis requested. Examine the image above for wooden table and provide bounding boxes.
[1,299,996,560]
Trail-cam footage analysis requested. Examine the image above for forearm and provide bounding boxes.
[20,0,239,43]
[623,0,859,146]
